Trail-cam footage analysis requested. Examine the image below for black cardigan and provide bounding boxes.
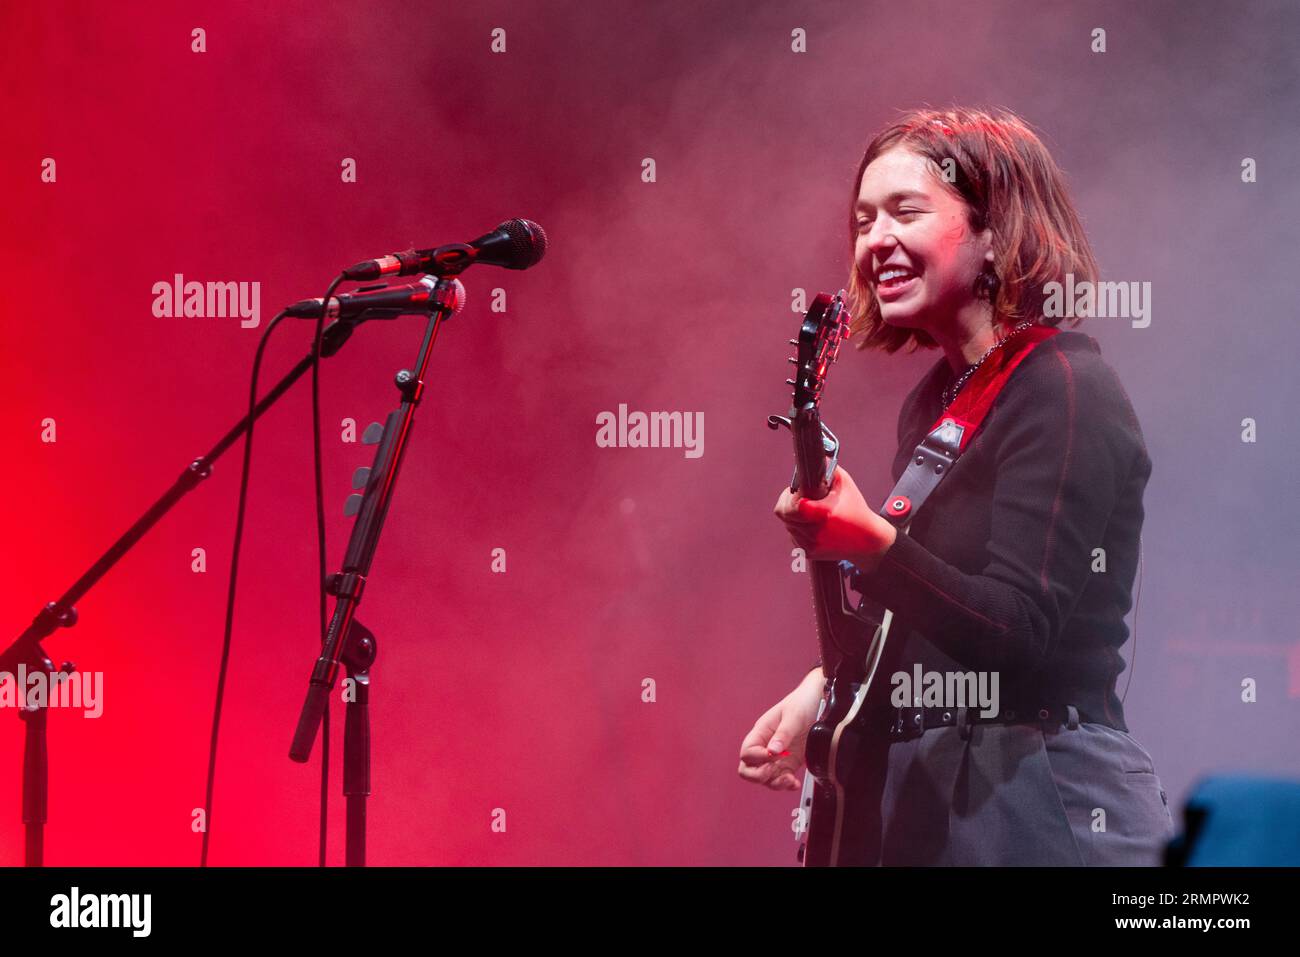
[825,330,1149,732]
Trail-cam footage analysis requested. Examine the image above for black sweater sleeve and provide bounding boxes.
[852,343,1145,674]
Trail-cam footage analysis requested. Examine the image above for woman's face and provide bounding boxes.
[854,145,993,333]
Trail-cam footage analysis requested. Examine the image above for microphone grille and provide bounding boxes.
[500,218,548,269]
[447,278,468,315]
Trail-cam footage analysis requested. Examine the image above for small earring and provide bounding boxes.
[974,266,1000,301]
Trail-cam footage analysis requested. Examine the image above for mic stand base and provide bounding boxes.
[341,620,375,867]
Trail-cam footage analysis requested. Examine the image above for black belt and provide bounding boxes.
[887,703,1082,741]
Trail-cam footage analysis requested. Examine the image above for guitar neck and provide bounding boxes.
[792,407,831,501]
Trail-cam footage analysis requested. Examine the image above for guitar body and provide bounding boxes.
[769,291,906,867]
[796,599,905,866]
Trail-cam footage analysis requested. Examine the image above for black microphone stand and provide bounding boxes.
[289,276,462,866]
[2,307,399,866]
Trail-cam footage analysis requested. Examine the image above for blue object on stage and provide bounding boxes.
[1166,774,1300,866]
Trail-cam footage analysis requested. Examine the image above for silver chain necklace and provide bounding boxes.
[941,320,1036,411]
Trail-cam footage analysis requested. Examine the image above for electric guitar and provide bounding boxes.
[767,290,907,867]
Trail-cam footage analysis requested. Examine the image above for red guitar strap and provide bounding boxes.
[835,325,1061,660]
[877,325,1060,528]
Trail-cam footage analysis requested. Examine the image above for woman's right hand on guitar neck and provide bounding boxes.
[737,667,826,791]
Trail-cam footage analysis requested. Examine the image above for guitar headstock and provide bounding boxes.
[768,291,852,499]
[788,291,851,413]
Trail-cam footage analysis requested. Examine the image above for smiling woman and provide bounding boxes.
[847,108,1099,360]
[743,107,1174,867]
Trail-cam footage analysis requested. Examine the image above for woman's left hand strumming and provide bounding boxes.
[774,465,897,568]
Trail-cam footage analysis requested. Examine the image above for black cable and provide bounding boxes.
[201,310,288,867]
[311,276,346,866]
[1121,533,1142,705]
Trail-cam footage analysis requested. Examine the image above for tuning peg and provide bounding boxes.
[788,339,798,345]
[786,378,797,386]
[344,493,363,517]
[787,356,798,364]
[352,466,370,490]
[361,422,384,445]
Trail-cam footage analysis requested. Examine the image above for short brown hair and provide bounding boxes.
[846,107,1098,353]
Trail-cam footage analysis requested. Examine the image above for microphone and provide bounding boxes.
[285,276,466,320]
[342,219,548,281]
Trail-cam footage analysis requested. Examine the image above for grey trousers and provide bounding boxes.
[865,721,1174,866]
